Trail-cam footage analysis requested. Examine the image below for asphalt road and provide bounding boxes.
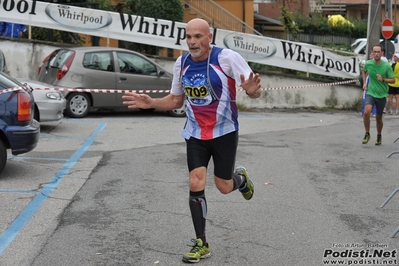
[1,109,399,266]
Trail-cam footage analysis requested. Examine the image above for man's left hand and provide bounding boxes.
[241,72,261,98]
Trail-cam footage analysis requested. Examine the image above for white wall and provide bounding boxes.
[0,38,363,109]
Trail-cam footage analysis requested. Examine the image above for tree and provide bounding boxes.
[121,0,184,55]
[279,6,302,41]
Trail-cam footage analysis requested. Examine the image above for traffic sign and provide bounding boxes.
[382,18,394,39]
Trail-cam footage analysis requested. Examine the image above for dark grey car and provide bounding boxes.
[37,47,185,118]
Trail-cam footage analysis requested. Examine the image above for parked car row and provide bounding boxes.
[0,46,186,173]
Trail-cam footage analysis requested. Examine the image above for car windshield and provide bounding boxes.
[0,72,23,90]
[48,50,74,68]
[352,41,364,49]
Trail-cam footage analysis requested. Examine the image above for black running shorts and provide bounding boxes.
[365,94,386,116]
[185,131,238,180]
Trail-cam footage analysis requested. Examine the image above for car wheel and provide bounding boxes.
[0,139,7,174]
[167,106,186,117]
[65,93,91,118]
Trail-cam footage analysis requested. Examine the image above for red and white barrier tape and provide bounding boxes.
[0,79,359,95]
[0,87,172,95]
[239,79,359,91]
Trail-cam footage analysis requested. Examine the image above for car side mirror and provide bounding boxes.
[159,70,165,77]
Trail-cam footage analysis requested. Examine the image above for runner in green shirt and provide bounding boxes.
[362,44,395,145]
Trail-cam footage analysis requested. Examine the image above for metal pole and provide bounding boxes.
[386,0,392,60]
[386,0,392,19]
[366,0,382,58]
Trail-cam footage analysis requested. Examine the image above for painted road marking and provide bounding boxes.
[0,123,106,255]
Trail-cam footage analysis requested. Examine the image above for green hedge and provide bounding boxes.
[294,14,399,40]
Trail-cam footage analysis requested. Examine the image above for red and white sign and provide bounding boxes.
[382,18,394,39]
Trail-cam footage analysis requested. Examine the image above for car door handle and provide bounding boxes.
[119,77,127,81]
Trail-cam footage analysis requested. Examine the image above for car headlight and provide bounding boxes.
[46,91,63,100]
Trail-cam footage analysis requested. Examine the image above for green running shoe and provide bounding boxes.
[362,133,370,144]
[182,238,211,263]
[235,166,254,200]
[375,135,382,145]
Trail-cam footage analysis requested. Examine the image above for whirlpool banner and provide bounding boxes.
[0,0,360,78]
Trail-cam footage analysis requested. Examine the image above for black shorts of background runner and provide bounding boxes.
[388,86,399,95]
[365,94,387,116]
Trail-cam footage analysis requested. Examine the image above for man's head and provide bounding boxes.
[185,18,212,62]
[394,53,399,62]
[372,44,383,62]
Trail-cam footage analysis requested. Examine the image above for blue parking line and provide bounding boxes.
[0,123,106,256]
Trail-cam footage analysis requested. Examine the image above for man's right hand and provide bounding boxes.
[122,92,154,109]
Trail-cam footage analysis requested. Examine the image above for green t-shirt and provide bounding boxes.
[364,59,395,98]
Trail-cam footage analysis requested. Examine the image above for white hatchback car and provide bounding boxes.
[17,79,67,122]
